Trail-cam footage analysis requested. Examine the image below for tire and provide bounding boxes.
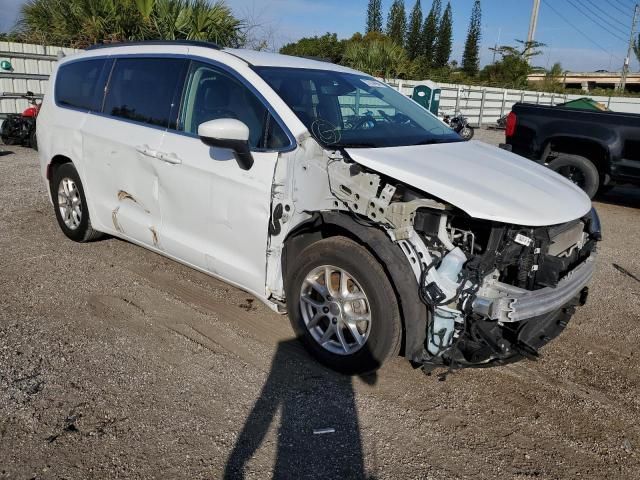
[1,135,16,145]
[286,236,402,374]
[460,125,474,140]
[548,153,599,199]
[29,129,38,151]
[50,162,103,242]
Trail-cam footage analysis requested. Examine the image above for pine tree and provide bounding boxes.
[433,1,452,68]
[366,0,383,33]
[462,0,482,76]
[420,0,441,66]
[405,0,423,60]
[386,0,407,45]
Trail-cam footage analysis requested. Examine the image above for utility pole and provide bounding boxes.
[620,3,639,92]
[492,27,502,64]
[526,0,541,62]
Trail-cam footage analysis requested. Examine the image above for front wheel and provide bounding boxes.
[1,135,16,145]
[459,125,474,140]
[286,236,402,374]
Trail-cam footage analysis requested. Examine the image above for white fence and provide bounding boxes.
[4,41,640,127]
[387,78,640,126]
[0,41,80,119]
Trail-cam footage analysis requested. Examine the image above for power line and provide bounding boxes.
[568,0,629,38]
[609,0,635,17]
[612,0,638,13]
[564,0,628,42]
[541,0,622,60]
[583,0,629,29]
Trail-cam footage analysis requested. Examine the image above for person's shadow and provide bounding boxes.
[223,339,377,479]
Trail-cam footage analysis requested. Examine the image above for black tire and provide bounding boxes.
[286,236,402,374]
[29,129,38,150]
[460,125,474,140]
[548,153,599,199]
[50,162,103,242]
[1,135,17,146]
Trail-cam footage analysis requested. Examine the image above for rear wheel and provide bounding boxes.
[286,236,402,374]
[548,153,599,199]
[29,129,38,150]
[51,162,103,242]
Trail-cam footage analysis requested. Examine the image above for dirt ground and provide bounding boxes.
[1,133,639,479]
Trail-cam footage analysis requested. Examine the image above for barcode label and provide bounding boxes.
[515,233,533,246]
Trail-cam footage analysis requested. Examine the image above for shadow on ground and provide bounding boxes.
[224,339,377,479]
[595,185,640,209]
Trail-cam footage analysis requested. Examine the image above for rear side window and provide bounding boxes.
[55,59,107,111]
[104,58,187,128]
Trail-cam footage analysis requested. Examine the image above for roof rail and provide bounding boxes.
[86,40,222,51]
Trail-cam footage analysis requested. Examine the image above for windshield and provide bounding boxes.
[254,66,461,148]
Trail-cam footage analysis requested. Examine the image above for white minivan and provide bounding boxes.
[38,41,600,373]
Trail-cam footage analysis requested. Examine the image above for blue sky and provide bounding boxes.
[1,0,638,72]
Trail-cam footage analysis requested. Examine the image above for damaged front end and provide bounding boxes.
[327,153,601,370]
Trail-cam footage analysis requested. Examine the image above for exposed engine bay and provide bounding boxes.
[326,151,601,369]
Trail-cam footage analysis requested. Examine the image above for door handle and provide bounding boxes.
[135,146,181,165]
[156,152,182,165]
[135,144,159,158]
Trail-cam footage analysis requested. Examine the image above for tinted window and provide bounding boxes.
[104,58,186,128]
[179,61,289,149]
[55,59,107,111]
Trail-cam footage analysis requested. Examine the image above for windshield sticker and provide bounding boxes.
[361,79,386,88]
[311,119,341,145]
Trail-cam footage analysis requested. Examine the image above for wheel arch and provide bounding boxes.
[46,154,75,181]
[543,136,609,182]
[281,211,428,362]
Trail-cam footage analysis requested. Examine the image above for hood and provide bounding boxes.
[345,140,592,227]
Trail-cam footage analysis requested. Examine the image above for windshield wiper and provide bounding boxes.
[412,138,456,146]
[335,143,376,148]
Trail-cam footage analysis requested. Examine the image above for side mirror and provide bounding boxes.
[198,119,254,170]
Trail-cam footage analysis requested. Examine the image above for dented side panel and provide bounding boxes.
[265,135,346,300]
[82,113,164,248]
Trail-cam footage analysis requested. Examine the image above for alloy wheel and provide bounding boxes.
[57,177,82,230]
[299,265,372,355]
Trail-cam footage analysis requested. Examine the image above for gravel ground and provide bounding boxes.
[1,134,639,479]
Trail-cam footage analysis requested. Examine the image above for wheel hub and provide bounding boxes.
[299,265,372,356]
[57,177,82,230]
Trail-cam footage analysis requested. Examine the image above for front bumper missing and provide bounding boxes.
[472,255,596,323]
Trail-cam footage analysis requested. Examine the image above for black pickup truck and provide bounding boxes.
[504,102,640,198]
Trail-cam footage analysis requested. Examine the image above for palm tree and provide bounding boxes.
[17,0,243,48]
[343,36,408,80]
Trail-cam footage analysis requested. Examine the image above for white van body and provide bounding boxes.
[38,42,599,373]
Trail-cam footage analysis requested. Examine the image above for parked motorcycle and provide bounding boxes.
[441,111,475,140]
[0,92,41,150]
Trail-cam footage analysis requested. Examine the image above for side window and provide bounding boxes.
[180,61,289,150]
[104,58,186,128]
[55,59,107,111]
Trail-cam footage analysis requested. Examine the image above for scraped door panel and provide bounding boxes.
[82,56,187,248]
[83,115,164,247]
